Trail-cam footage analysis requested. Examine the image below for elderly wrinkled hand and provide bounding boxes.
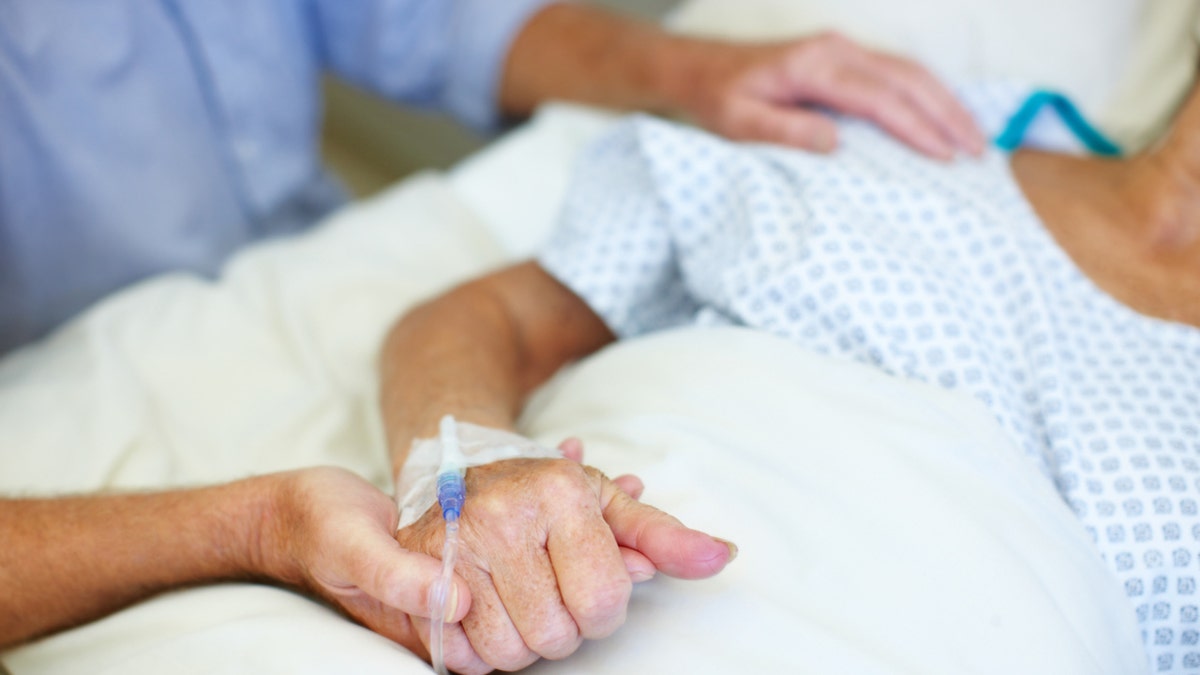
[676,31,985,159]
[393,457,735,675]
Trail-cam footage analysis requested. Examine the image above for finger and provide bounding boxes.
[489,534,583,660]
[794,35,980,156]
[620,546,656,583]
[868,52,985,155]
[411,615,491,675]
[813,68,956,160]
[722,97,840,152]
[612,473,644,500]
[457,564,541,671]
[599,480,734,580]
[557,437,584,463]
[376,522,471,621]
[327,588,426,648]
[546,469,633,640]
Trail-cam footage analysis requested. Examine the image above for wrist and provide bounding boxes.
[649,35,774,125]
[393,422,562,528]
[649,34,720,116]
[236,472,304,587]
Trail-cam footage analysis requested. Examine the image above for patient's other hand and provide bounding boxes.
[393,457,734,675]
[675,31,985,160]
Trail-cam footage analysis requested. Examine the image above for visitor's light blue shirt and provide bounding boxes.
[0,0,552,353]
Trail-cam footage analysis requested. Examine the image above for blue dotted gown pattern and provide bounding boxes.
[538,87,1200,672]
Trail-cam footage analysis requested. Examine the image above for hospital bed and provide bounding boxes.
[1,0,1184,672]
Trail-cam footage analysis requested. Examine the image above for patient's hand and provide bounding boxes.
[675,32,985,160]
[377,263,730,671]
[392,457,734,675]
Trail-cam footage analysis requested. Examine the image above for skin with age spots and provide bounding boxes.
[391,459,727,675]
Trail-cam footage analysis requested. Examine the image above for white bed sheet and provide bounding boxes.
[0,106,1146,674]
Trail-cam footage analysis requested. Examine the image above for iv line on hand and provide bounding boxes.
[429,415,466,675]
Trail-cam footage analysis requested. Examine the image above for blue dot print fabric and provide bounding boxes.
[539,84,1200,672]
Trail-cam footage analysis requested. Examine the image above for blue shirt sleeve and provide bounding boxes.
[310,0,556,130]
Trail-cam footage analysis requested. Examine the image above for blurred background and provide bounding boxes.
[320,0,679,197]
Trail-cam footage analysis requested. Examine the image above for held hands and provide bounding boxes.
[394,455,735,675]
[261,467,449,651]
[259,456,733,675]
[672,31,985,159]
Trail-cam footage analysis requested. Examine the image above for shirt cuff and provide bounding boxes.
[446,0,561,131]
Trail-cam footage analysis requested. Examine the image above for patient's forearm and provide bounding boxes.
[379,262,614,474]
[0,478,274,648]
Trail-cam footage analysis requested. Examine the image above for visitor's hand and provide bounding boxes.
[261,467,463,656]
[393,457,735,675]
[673,31,985,159]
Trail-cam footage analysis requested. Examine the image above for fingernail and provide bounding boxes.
[444,583,459,623]
[630,568,656,583]
[714,537,739,563]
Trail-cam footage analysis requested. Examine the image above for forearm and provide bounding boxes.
[499,3,716,119]
[379,263,614,474]
[0,476,282,648]
[380,284,527,460]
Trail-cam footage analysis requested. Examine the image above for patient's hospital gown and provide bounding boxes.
[539,93,1200,671]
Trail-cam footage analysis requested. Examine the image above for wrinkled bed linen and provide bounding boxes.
[0,107,1147,674]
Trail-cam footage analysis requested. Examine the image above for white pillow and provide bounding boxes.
[668,0,1198,152]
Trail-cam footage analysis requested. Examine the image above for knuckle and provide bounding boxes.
[861,97,888,120]
[816,30,850,51]
[711,99,747,137]
[579,464,608,484]
[445,639,489,675]
[526,621,582,659]
[889,68,926,94]
[482,638,537,672]
[573,579,632,638]
[535,460,591,499]
[469,489,514,522]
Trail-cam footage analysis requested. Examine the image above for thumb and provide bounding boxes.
[598,480,736,580]
[723,98,839,152]
[328,520,472,623]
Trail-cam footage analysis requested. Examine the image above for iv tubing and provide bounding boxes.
[429,415,467,675]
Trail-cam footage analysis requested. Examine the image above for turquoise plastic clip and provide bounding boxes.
[994,90,1122,157]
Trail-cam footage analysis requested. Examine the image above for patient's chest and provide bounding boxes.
[670,122,1200,481]
[548,115,1200,479]
[542,112,1200,668]
[740,139,1200,661]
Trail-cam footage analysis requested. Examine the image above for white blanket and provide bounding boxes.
[0,106,1146,674]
